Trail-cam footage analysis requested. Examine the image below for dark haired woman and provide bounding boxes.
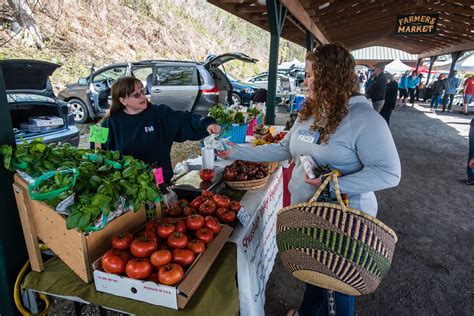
[99,76,220,183]
[218,44,401,315]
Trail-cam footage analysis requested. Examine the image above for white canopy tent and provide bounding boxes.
[278,58,304,70]
[432,53,474,72]
[384,58,413,73]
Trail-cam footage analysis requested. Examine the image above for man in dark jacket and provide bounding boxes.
[366,63,387,112]
[380,72,398,125]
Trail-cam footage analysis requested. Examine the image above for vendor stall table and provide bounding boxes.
[21,135,285,316]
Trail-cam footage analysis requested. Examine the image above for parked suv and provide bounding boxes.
[58,53,257,123]
[1,60,80,146]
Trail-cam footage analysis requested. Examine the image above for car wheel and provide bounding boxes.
[232,93,242,105]
[69,98,89,124]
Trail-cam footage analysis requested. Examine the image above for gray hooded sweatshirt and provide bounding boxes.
[229,95,401,217]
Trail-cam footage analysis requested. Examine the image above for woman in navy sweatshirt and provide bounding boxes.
[99,76,220,183]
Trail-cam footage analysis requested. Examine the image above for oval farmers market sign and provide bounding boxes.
[395,14,439,35]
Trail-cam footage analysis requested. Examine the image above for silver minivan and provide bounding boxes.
[58,52,257,122]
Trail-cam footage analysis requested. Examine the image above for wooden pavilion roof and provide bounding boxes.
[208,0,474,58]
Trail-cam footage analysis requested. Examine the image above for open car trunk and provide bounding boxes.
[208,67,232,104]
[10,103,67,139]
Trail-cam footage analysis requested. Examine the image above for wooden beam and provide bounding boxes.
[419,41,474,58]
[318,1,363,15]
[280,0,329,44]
[320,1,399,24]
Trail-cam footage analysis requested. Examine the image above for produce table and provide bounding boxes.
[22,136,284,316]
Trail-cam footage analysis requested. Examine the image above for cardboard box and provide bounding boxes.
[93,224,232,309]
[29,116,64,127]
[12,173,148,283]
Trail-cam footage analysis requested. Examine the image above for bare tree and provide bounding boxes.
[6,0,44,48]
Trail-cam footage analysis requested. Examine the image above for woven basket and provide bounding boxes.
[225,174,269,190]
[267,162,279,174]
[276,171,398,296]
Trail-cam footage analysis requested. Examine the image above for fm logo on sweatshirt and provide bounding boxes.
[144,126,155,133]
[297,129,320,144]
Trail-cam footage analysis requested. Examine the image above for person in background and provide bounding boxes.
[460,75,474,115]
[442,71,461,112]
[415,73,424,101]
[98,76,220,184]
[380,72,398,125]
[407,70,420,107]
[397,70,409,106]
[366,63,387,112]
[217,44,401,316]
[429,74,447,114]
[467,119,474,185]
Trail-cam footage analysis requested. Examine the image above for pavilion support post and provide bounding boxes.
[0,69,28,316]
[306,31,314,52]
[415,58,422,72]
[448,51,463,76]
[266,0,287,125]
[426,55,438,86]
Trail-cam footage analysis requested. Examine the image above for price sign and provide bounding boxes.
[236,206,251,226]
[89,125,109,144]
[153,167,164,186]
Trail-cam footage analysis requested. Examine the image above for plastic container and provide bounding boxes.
[231,123,248,143]
[219,123,231,138]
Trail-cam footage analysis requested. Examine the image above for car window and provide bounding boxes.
[256,75,268,82]
[132,66,153,82]
[92,67,127,84]
[156,66,196,86]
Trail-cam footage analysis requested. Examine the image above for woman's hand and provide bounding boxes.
[304,173,322,187]
[216,142,234,160]
[207,124,221,135]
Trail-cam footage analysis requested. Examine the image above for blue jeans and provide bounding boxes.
[430,95,441,109]
[468,121,474,181]
[298,284,355,316]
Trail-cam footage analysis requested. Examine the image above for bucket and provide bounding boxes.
[231,123,248,143]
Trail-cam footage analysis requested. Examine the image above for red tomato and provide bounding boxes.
[213,194,231,208]
[199,169,215,182]
[146,220,158,230]
[175,219,187,234]
[143,227,159,243]
[167,232,188,249]
[125,258,153,280]
[229,201,241,213]
[178,199,190,208]
[182,206,197,217]
[199,200,217,216]
[111,232,134,251]
[166,205,182,218]
[172,249,195,267]
[204,216,222,235]
[157,223,176,239]
[101,249,131,274]
[185,214,204,231]
[150,250,172,267]
[189,196,204,209]
[158,263,184,286]
[187,239,206,255]
[216,207,236,224]
[159,217,178,225]
[130,236,158,258]
[201,190,213,200]
[195,227,214,244]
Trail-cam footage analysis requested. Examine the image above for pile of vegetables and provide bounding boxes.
[0,139,160,232]
[208,103,258,126]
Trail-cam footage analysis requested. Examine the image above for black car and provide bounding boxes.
[58,53,258,123]
[1,60,80,146]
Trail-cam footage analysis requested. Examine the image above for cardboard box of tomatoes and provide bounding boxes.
[92,190,235,309]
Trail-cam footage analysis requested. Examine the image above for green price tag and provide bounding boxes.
[89,125,109,144]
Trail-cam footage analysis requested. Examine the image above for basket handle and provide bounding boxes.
[310,170,347,211]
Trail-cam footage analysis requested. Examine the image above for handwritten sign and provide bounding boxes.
[236,206,251,227]
[89,125,109,144]
[395,14,438,35]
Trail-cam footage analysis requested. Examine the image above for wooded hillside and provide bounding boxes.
[0,0,305,90]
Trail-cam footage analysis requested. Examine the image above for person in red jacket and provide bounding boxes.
[460,76,474,115]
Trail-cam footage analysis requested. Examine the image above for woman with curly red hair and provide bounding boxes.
[218,44,401,315]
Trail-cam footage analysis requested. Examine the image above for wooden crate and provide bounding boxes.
[12,173,148,283]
